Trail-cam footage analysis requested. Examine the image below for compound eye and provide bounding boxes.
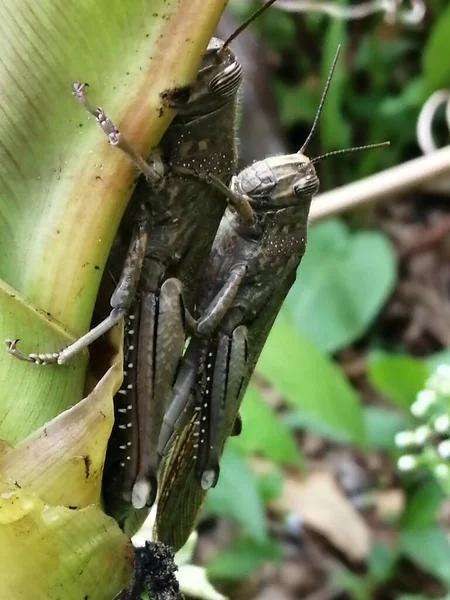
[209,60,243,97]
[292,173,320,197]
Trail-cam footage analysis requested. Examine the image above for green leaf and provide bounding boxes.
[399,527,450,584]
[206,536,281,582]
[256,310,364,445]
[205,446,267,542]
[423,4,450,94]
[401,479,444,530]
[321,15,350,151]
[363,406,407,452]
[368,541,398,582]
[254,467,284,503]
[275,81,322,128]
[287,219,397,353]
[282,409,352,444]
[234,384,302,467]
[367,353,428,409]
[0,279,86,444]
[379,78,425,119]
[331,567,371,600]
[0,0,226,335]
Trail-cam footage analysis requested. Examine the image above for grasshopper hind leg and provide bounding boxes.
[130,278,186,510]
[195,325,248,491]
[6,208,149,365]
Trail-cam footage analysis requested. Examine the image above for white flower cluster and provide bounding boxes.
[394,364,450,488]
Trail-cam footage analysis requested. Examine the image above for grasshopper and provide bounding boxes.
[154,47,389,550]
[5,0,281,523]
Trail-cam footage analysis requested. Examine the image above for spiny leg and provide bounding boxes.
[196,325,248,490]
[130,278,186,510]
[6,208,149,365]
[72,82,164,185]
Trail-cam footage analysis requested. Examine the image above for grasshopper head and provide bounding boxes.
[178,1,283,118]
[178,37,243,118]
[231,153,320,210]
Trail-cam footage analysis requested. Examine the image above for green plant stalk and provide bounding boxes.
[0,0,228,336]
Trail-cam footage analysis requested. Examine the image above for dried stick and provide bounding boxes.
[309,145,450,223]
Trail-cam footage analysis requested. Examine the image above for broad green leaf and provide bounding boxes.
[331,567,371,600]
[401,479,444,530]
[368,541,398,582]
[254,467,284,503]
[379,78,425,119]
[205,446,267,542]
[0,0,228,441]
[0,334,131,600]
[368,353,428,410]
[287,219,397,353]
[0,281,86,443]
[0,339,121,507]
[363,406,407,452]
[423,4,450,94]
[235,384,302,467]
[206,536,280,582]
[256,310,364,445]
[0,0,227,334]
[0,489,133,600]
[399,527,450,584]
[282,409,352,444]
[275,81,323,128]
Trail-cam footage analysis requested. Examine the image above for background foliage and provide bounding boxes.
[196,2,450,599]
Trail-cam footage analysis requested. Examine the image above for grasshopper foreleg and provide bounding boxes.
[172,165,254,225]
[196,265,246,336]
[5,209,149,365]
[72,82,164,186]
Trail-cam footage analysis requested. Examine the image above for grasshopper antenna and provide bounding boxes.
[299,45,341,155]
[311,142,390,164]
[221,0,280,53]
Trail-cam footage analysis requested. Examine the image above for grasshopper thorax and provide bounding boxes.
[178,37,242,118]
[231,153,320,210]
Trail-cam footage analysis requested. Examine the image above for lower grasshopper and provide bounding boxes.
[5,1,281,526]
[154,47,389,550]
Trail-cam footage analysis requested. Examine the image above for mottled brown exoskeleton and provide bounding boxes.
[154,47,389,550]
[5,0,281,529]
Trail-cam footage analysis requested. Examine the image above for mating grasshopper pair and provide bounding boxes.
[5,0,387,555]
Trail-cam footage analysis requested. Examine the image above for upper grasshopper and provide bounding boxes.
[154,47,389,550]
[5,0,281,527]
